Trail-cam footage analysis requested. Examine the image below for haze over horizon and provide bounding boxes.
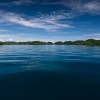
[0,0,100,42]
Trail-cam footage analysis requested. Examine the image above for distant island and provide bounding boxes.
[0,39,100,46]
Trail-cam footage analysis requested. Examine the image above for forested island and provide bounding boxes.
[0,39,100,45]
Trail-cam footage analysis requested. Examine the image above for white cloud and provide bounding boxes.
[8,39,14,41]
[84,33,100,37]
[63,0,100,14]
[0,0,62,6]
[0,39,4,41]
[0,0,100,15]
[0,0,33,6]
[13,0,33,5]
[0,11,73,31]
[0,33,55,42]
[88,29,100,31]
[0,29,9,32]
[84,1,100,12]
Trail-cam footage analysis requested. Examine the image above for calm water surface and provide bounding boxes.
[0,45,100,100]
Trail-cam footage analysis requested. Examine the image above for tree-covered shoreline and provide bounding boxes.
[0,39,100,45]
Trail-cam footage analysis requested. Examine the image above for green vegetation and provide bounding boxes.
[0,39,100,46]
[55,41,63,45]
[0,41,4,45]
[2,41,47,45]
[54,39,100,46]
[47,42,53,45]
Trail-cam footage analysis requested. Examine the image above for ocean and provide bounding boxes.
[0,45,100,100]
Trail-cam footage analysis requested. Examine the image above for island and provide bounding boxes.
[0,39,100,46]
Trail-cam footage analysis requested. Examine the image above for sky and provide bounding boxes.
[0,0,100,42]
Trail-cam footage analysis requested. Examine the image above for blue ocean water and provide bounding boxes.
[0,45,100,100]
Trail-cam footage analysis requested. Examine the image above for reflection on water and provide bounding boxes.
[0,45,100,75]
[0,45,100,100]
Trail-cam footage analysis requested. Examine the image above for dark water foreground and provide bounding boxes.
[0,45,100,100]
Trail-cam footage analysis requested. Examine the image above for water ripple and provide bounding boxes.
[0,45,100,76]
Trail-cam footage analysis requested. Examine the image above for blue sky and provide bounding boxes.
[0,0,100,42]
